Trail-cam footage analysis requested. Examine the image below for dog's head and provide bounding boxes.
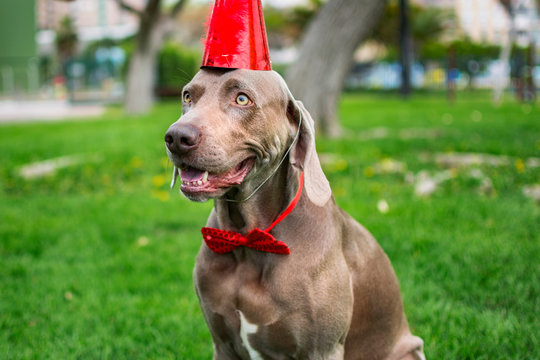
[165,68,330,206]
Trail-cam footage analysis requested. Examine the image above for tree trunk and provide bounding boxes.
[121,0,184,115]
[493,4,514,104]
[125,21,169,114]
[399,0,412,97]
[285,0,388,137]
[525,43,536,101]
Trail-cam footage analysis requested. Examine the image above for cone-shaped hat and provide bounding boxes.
[201,0,272,70]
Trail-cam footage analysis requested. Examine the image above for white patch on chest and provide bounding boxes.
[238,311,263,360]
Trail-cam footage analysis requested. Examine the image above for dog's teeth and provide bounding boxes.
[170,166,179,189]
[197,180,203,186]
[203,171,209,183]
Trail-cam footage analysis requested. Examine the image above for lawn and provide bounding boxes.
[1,92,539,359]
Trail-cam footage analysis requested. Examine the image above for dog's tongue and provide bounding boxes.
[181,167,205,182]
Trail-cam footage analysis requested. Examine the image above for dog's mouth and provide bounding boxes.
[170,158,255,197]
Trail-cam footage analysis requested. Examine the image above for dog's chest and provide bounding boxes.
[195,250,353,358]
[196,255,301,356]
[197,254,289,322]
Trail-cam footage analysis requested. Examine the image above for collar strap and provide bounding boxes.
[201,172,304,255]
[265,171,304,233]
[224,109,302,203]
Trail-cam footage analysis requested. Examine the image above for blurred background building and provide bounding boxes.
[36,0,143,55]
[0,0,538,104]
[0,1,39,97]
[413,0,540,45]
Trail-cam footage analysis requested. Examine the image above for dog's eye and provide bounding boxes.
[183,92,192,104]
[235,93,251,106]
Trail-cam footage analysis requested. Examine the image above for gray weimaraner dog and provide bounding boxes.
[165,68,425,360]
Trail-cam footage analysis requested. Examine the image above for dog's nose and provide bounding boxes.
[165,124,201,154]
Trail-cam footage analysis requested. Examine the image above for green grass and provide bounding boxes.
[1,92,539,359]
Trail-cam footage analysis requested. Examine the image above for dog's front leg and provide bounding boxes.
[327,344,345,360]
[212,343,243,360]
[200,313,245,360]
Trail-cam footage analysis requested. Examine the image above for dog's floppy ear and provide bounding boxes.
[288,99,332,207]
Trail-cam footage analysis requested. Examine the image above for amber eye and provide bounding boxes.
[235,93,250,106]
[183,92,192,103]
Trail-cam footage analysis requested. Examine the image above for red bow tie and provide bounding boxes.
[201,172,304,255]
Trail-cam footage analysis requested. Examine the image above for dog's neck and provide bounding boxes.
[214,165,301,234]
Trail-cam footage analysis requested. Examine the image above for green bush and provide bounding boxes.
[118,39,200,96]
[420,39,501,62]
[451,39,500,59]
[157,42,200,91]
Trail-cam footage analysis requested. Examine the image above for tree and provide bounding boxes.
[114,0,188,114]
[263,1,322,49]
[399,0,412,96]
[371,2,454,59]
[55,16,78,99]
[493,0,515,104]
[495,0,539,103]
[56,16,78,62]
[285,0,388,137]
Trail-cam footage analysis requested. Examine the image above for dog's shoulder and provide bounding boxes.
[336,206,389,264]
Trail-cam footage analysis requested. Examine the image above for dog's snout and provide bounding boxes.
[165,124,201,154]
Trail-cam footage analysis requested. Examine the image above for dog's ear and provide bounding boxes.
[288,99,331,207]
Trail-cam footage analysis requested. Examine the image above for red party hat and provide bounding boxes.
[201,0,272,70]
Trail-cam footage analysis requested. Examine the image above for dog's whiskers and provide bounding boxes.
[171,166,179,189]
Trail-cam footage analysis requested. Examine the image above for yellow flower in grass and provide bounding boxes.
[515,159,525,173]
[152,174,166,187]
[335,158,348,171]
[161,157,172,168]
[101,174,111,186]
[334,186,347,197]
[130,156,143,169]
[364,166,375,178]
[151,189,170,202]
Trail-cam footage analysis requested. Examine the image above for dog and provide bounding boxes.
[165,68,425,360]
